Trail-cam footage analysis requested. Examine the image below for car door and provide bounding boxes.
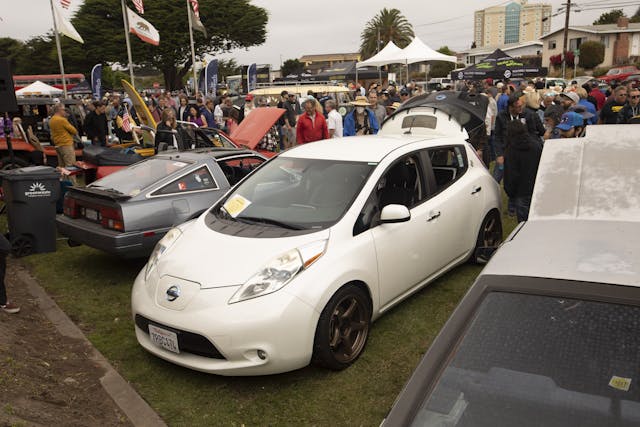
[357,151,446,308]
[423,145,479,265]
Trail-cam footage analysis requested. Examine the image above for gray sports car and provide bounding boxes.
[56,148,267,258]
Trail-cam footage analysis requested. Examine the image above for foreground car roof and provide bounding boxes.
[482,219,640,287]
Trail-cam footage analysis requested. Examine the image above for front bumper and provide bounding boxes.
[56,214,168,258]
[131,269,319,376]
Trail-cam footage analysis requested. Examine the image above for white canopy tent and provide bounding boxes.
[397,37,457,64]
[15,80,64,97]
[356,41,403,68]
[356,37,458,85]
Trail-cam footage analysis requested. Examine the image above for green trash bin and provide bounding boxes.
[0,166,61,257]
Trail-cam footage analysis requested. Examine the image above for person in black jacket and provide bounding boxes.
[503,119,543,223]
[84,101,108,146]
[493,93,545,183]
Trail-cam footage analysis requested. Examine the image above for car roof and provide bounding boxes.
[155,147,260,162]
[483,124,640,287]
[482,219,640,287]
[278,134,460,163]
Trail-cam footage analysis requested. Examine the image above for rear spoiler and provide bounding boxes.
[68,186,132,202]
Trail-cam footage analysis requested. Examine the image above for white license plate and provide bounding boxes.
[148,324,180,354]
[84,208,99,221]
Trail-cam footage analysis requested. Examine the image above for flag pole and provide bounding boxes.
[121,0,135,87]
[49,0,68,98]
[187,0,198,97]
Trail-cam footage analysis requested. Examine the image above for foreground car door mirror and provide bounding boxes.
[380,204,411,223]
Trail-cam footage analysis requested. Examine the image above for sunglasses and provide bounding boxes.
[630,95,640,99]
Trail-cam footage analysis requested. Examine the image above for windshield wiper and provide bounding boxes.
[236,216,304,230]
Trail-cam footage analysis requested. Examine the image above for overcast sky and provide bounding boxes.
[1,0,638,69]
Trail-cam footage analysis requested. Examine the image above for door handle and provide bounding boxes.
[471,186,482,195]
[427,211,441,222]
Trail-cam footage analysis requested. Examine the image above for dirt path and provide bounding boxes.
[0,263,131,427]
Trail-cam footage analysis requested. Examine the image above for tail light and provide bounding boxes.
[100,206,125,231]
[63,196,80,218]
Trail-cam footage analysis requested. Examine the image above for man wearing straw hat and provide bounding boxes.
[343,96,379,137]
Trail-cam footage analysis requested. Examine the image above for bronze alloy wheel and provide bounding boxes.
[312,285,371,370]
[328,295,369,363]
[472,210,503,264]
[482,212,502,248]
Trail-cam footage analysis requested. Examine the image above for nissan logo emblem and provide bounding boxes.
[166,285,180,301]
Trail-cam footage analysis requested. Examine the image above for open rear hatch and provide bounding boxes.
[388,91,488,134]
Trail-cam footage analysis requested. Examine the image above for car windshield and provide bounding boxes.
[89,158,191,197]
[212,157,374,230]
[412,291,640,427]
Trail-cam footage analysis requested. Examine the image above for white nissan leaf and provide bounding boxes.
[131,92,503,375]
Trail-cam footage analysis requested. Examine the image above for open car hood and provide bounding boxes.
[230,108,285,150]
[392,91,488,134]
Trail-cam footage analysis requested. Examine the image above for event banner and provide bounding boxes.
[205,60,218,95]
[91,63,102,100]
[247,63,257,93]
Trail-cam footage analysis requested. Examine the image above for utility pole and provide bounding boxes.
[562,0,571,80]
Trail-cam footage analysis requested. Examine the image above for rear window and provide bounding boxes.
[89,158,191,197]
[412,292,640,427]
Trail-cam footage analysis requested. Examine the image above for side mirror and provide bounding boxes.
[380,204,411,223]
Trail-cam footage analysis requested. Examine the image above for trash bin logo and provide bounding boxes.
[25,182,52,198]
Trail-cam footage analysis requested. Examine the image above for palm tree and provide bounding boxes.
[359,8,415,60]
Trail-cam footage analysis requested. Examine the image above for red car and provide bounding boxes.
[598,65,640,83]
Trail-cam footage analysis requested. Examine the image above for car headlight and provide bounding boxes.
[228,239,327,304]
[144,227,183,280]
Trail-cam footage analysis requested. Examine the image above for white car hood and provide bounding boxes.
[156,221,331,289]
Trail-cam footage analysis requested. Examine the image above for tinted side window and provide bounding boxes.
[354,153,425,235]
[153,166,217,195]
[218,156,266,186]
[428,145,468,192]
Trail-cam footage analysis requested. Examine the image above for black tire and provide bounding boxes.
[312,285,371,370]
[471,209,503,264]
[11,235,34,257]
[0,156,29,170]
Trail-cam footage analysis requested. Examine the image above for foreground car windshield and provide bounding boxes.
[89,158,191,196]
[412,291,640,427]
[213,157,374,230]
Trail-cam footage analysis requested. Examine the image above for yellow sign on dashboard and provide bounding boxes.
[223,195,252,218]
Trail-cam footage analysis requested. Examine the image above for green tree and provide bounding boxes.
[578,41,605,69]
[60,0,267,90]
[16,33,59,74]
[0,38,26,71]
[429,46,457,78]
[631,7,640,23]
[593,9,625,25]
[359,8,414,59]
[281,59,303,77]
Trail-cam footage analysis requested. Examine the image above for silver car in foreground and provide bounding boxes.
[384,125,640,427]
[57,148,267,258]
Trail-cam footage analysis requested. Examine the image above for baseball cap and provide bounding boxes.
[245,94,254,101]
[559,92,579,104]
[556,111,584,130]
[569,105,595,120]
[400,89,409,96]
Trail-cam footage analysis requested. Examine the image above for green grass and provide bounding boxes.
[21,198,518,426]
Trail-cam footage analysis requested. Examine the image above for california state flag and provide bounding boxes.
[126,7,159,46]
